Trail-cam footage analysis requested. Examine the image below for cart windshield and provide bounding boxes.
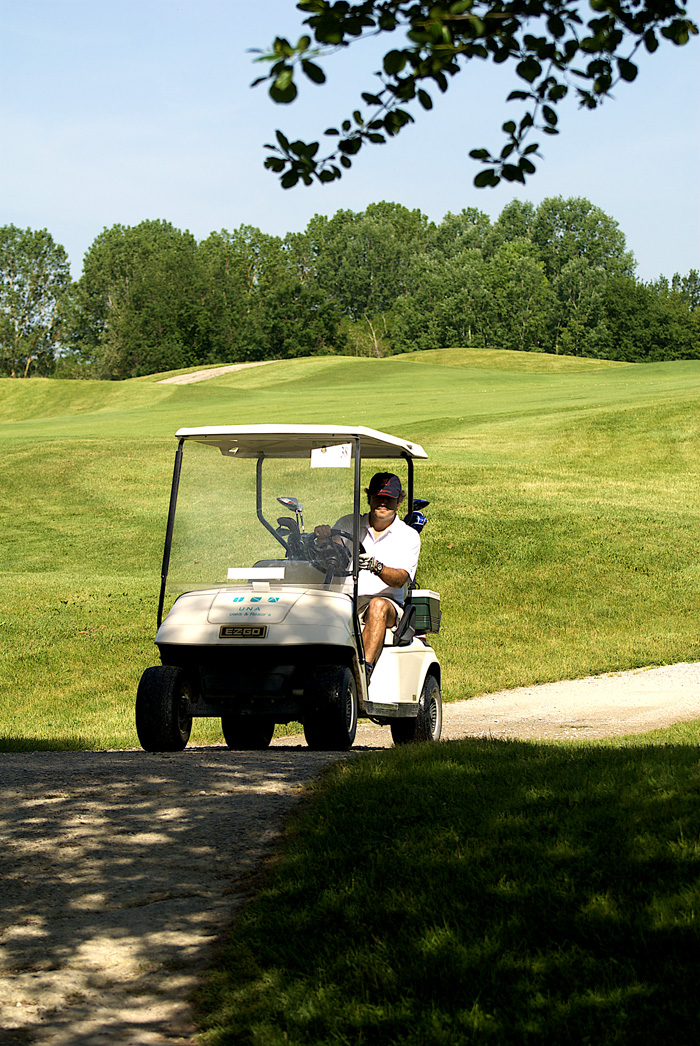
[166,437,359,594]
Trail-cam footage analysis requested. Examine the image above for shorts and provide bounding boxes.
[357,595,404,630]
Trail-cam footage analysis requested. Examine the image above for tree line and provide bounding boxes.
[1,197,698,380]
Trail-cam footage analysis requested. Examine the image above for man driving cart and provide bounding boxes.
[315,472,420,682]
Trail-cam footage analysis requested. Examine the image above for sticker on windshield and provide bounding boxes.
[228,568,285,580]
[311,443,352,468]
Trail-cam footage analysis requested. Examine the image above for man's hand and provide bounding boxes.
[359,553,383,576]
[314,524,332,546]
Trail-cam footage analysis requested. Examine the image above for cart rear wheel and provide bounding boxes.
[390,673,442,746]
[136,666,192,752]
[389,716,417,745]
[221,714,275,750]
[415,673,442,742]
[303,666,357,751]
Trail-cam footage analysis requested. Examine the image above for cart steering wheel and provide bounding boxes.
[304,528,354,577]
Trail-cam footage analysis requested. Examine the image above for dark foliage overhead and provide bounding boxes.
[252,0,697,188]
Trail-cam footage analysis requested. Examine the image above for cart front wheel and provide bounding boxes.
[221,714,275,750]
[136,666,192,752]
[303,666,358,751]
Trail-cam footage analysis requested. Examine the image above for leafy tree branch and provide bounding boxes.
[252,0,697,188]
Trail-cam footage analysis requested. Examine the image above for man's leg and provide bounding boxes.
[361,597,397,677]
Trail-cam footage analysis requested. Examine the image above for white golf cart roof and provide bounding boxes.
[174,425,428,459]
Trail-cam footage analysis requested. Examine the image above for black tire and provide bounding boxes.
[303,666,358,751]
[221,714,275,750]
[390,717,418,745]
[415,673,442,742]
[390,673,442,746]
[136,665,192,752]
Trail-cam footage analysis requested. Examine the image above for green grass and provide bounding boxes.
[196,737,700,1045]
[3,349,700,1041]
[2,348,700,747]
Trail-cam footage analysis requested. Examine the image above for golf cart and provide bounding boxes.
[136,425,442,752]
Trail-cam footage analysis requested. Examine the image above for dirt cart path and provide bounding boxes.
[157,361,273,385]
[2,662,699,1043]
[0,748,341,1044]
[435,660,700,742]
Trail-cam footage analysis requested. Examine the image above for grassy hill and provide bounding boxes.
[2,348,700,749]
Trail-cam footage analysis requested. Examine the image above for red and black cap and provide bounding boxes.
[368,472,402,499]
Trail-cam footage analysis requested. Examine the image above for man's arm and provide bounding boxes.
[373,564,409,589]
[359,554,409,587]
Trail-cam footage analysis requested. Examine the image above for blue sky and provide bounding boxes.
[1,0,698,281]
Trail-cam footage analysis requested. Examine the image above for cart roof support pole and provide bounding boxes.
[157,437,185,628]
[255,454,290,549]
[352,436,365,664]
[403,453,414,514]
[352,436,362,608]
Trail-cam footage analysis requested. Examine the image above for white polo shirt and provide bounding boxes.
[335,512,420,604]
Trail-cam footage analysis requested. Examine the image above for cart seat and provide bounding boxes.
[391,602,416,647]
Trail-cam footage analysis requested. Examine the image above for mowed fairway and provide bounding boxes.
[2,348,700,750]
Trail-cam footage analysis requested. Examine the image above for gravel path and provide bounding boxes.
[2,662,699,1044]
[435,661,700,742]
[0,747,339,1045]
